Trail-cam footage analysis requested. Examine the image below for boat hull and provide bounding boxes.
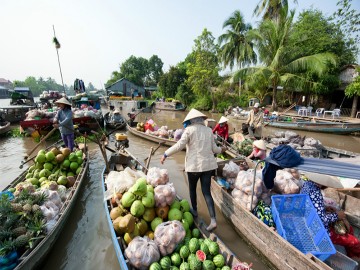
[104,112,126,130]
[154,101,186,111]
[0,121,11,135]
[265,121,360,134]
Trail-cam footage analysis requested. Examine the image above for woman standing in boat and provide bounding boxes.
[212,116,233,143]
[246,103,263,140]
[53,97,75,151]
[160,109,226,231]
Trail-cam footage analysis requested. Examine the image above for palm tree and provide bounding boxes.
[218,10,257,96]
[253,0,297,19]
[237,6,337,110]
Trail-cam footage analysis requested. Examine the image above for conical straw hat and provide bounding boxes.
[303,172,344,189]
[54,97,71,106]
[183,109,207,123]
[218,116,228,124]
[253,140,266,150]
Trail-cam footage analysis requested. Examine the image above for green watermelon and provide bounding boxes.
[192,228,200,238]
[150,262,162,270]
[184,236,191,246]
[213,254,225,268]
[171,253,182,266]
[188,238,200,253]
[189,257,202,270]
[180,262,190,270]
[180,245,190,259]
[221,266,231,270]
[204,239,212,247]
[160,256,171,270]
[170,266,179,270]
[187,254,196,263]
[200,242,210,255]
[202,260,216,270]
[208,242,219,255]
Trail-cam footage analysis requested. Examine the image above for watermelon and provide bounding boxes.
[202,260,216,270]
[180,262,190,270]
[189,257,202,270]
[204,239,212,247]
[171,253,182,266]
[180,245,190,259]
[188,238,200,253]
[160,256,171,270]
[170,267,179,270]
[192,228,200,238]
[208,242,219,255]
[187,253,196,263]
[150,262,162,270]
[195,250,206,262]
[213,254,225,268]
[200,242,210,255]
[221,266,231,270]
[184,236,191,246]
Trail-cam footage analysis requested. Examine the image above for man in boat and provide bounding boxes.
[212,116,233,144]
[301,172,360,260]
[160,109,226,231]
[110,110,122,123]
[246,103,264,140]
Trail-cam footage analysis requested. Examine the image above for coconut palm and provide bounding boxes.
[253,0,297,19]
[237,6,337,110]
[218,10,257,96]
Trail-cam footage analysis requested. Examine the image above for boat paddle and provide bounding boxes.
[24,127,58,160]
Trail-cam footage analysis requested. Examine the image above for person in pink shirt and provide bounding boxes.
[247,140,266,160]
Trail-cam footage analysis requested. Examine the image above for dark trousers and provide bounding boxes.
[187,170,216,218]
[61,133,75,151]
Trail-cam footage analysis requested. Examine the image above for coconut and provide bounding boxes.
[50,147,61,156]
[61,147,71,157]
[110,207,123,220]
[56,154,65,163]
[66,176,75,187]
[143,207,156,222]
[130,200,145,217]
[118,214,135,234]
[155,205,169,219]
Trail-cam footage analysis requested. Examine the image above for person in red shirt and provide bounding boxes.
[212,116,233,143]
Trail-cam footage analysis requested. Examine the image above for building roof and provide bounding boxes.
[14,87,30,92]
[105,78,143,90]
[0,78,11,84]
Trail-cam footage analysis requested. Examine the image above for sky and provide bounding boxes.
[1,0,359,89]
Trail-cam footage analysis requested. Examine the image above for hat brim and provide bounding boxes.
[302,171,344,188]
[55,98,72,106]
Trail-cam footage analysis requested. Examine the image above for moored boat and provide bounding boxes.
[102,146,250,269]
[212,157,360,270]
[104,111,126,130]
[264,121,360,135]
[0,142,89,269]
[154,101,186,111]
[0,121,11,135]
[0,106,35,123]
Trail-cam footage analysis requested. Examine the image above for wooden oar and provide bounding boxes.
[24,127,57,159]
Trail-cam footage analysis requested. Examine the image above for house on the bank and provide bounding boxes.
[105,78,145,98]
[0,78,12,98]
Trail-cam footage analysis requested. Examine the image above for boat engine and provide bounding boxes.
[115,133,129,150]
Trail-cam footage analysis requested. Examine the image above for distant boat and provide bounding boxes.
[0,105,35,123]
[0,121,11,135]
[264,120,360,135]
[104,112,126,130]
[154,101,186,111]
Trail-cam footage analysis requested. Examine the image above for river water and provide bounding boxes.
[1,100,360,269]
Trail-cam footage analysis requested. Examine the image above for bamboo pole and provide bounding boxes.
[53,25,66,94]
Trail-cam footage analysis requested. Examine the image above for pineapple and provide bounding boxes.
[0,229,13,242]
[22,204,32,213]
[12,227,27,237]
[28,218,46,237]
[0,240,15,256]
[13,234,31,249]
[32,204,40,213]
[11,203,23,212]
[4,214,20,230]
[32,192,48,206]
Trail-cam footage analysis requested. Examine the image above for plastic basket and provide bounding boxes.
[325,250,358,270]
[271,194,336,261]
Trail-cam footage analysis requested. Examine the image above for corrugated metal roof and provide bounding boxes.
[14,87,30,91]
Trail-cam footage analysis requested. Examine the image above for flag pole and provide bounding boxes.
[52,25,66,95]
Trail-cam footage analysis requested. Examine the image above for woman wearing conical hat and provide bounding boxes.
[160,109,226,231]
[212,116,233,143]
[53,97,75,151]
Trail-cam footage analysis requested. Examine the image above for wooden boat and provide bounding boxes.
[154,101,186,111]
[109,99,154,113]
[104,112,126,130]
[1,142,89,270]
[264,120,360,135]
[127,122,238,159]
[0,121,11,135]
[101,148,247,269]
[0,106,35,123]
[211,158,360,270]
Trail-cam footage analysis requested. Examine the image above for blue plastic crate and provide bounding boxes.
[271,194,336,261]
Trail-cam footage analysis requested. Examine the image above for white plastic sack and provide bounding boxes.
[154,183,176,207]
[222,161,240,178]
[154,221,186,256]
[125,236,160,269]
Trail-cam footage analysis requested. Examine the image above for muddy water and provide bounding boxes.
[0,107,359,270]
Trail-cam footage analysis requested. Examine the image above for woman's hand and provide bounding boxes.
[337,210,346,220]
[160,155,166,164]
[53,124,59,129]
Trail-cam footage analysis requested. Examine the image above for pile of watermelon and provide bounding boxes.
[149,229,229,270]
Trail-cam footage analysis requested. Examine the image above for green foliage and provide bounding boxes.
[106,55,164,87]
[253,0,298,20]
[345,68,360,97]
[158,65,187,98]
[13,77,66,97]
[190,95,212,111]
[174,83,193,106]
[187,29,221,106]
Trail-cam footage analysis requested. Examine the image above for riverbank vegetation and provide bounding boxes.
[107,0,359,114]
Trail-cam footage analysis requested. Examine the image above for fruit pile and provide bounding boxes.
[108,166,242,270]
[0,147,84,268]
